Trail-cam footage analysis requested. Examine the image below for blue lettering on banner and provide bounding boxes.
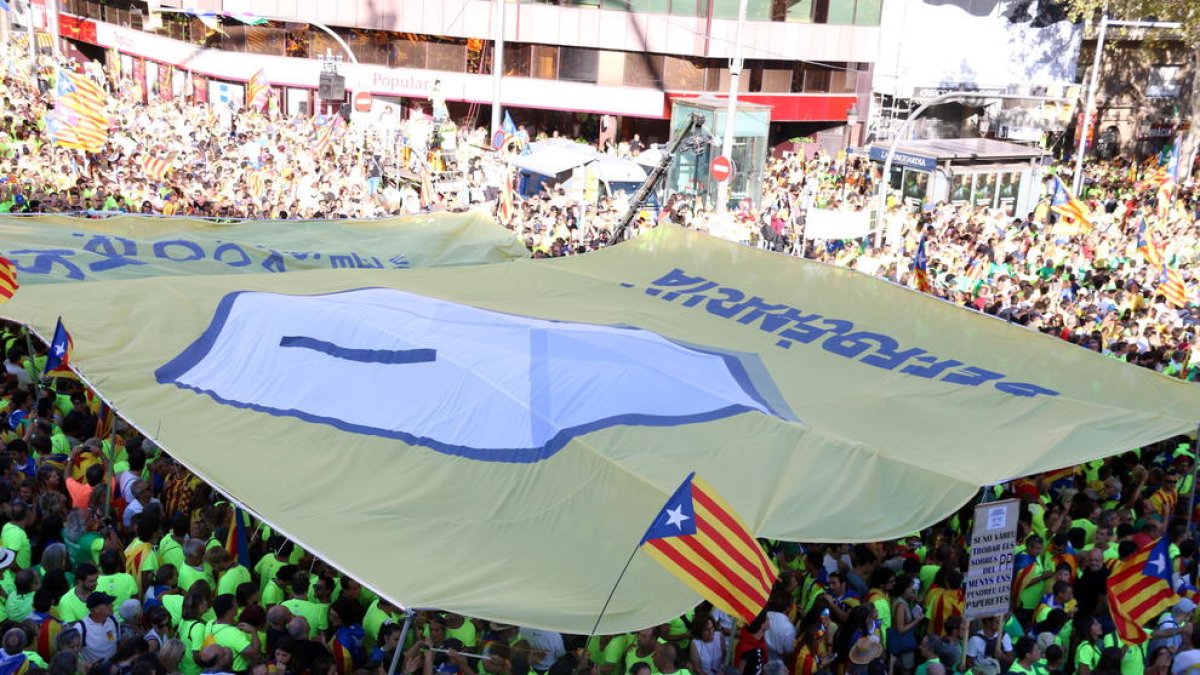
[81,235,145,273]
[212,243,253,268]
[8,249,85,280]
[2,236,415,281]
[153,239,205,262]
[624,268,1061,399]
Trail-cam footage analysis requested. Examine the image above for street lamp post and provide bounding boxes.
[842,103,858,201]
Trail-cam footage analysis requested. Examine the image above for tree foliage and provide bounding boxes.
[1060,0,1200,45]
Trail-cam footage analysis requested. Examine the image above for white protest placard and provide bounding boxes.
[965,498,1020,620]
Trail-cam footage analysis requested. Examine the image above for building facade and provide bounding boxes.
[46,0,881,146]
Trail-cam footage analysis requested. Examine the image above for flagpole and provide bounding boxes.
[586,541,644,644]
[384,612,416,675]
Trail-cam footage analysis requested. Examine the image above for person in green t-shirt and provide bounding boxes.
[1072,616,1103,675]
[208,594,260,672]
[1,503,32,570]
[96,549,140,607]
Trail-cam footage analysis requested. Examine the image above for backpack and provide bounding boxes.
[74,615,120,648]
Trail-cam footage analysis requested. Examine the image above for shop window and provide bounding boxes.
[559,46,599,83]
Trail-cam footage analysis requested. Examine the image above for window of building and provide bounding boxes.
[712,0,770,20]
[1147,65,1182,98]
[504,43,533,77]
[601,0,670,11]
[427,40,466,73]
[800,66,831,92]
[664,56,707,90]
[532,45,558,79]
[392,35,427,69]
[559,46,599,83]
[670,0,706,16]
[822,0,881,24]
[829,68,858,93]
[770,0,813,21]
[597,51,626,86]
[624,52,664,88]
[760,66,793,92]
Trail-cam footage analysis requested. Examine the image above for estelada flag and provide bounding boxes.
[0,256,18,303]
[641,472,778,622]
[1050,176,1093,232]
[43,318,75,378]
[1108,537,1177,644]
[912,235,932,293]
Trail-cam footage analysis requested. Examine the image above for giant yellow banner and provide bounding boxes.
[5,225,1198,633]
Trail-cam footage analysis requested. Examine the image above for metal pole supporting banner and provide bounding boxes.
[490,0,506,140]
[715,0,748,214]
[1073,17,1107,198]
[384,612,416,675]
[1185,425,1200,534]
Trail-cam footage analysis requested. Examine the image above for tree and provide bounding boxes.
[1060,0,1200,44]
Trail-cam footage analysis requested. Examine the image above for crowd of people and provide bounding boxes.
[4,32,1200,675]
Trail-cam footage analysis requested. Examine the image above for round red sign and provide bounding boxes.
[353,91,373,112]
[710,155,734,183]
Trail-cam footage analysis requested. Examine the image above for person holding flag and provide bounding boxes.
[1049,175,1093,232]
[912,235,932,294]
[1012,535,1054,629]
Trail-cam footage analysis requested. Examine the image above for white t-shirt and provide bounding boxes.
[78,614,120,662]
[966,632,1012,660]
[764,611,796,663]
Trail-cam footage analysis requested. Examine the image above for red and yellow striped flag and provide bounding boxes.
[142,152,178,182]
[0,256,18,303]
[641,473,778,622]
[245,68,270,112]
[1159,265,1190,308]
[1107,537,1177,644]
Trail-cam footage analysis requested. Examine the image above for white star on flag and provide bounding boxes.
[664,504,690,530]
[1150,554,1167,574]
[53,344,64,357]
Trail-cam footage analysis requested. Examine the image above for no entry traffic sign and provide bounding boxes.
[710,155,734,183]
